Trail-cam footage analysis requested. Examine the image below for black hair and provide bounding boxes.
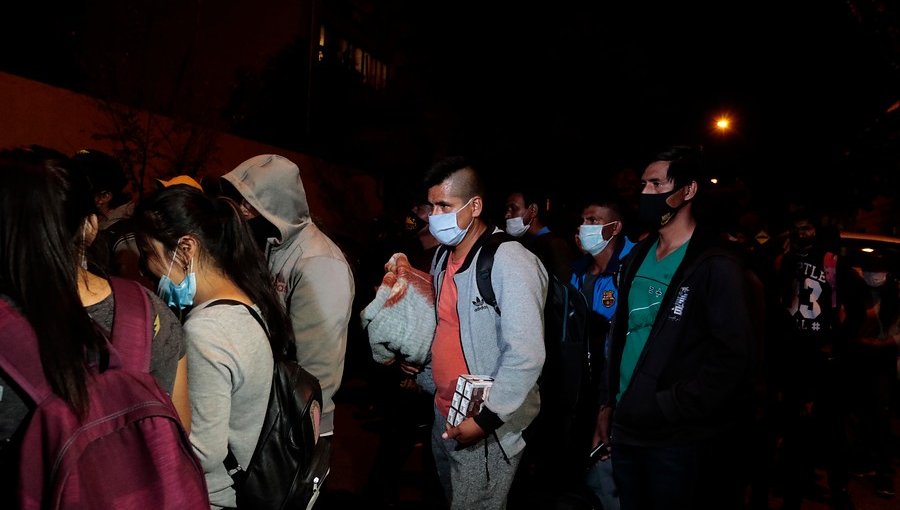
[0,147,106,418]
[134,186,295,359]
[654,145,704,188]
[71,149,131,208]
[582,194,627,223]
[508,186,550,216]
[423,156,484,201]
[787,206,819,227]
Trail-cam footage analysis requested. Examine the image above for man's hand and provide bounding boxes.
[592,406,613,460]
[442,416,486,446]
[399,360,422,376]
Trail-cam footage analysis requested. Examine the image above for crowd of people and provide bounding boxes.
[0,146,353,509]
[0,143,896,510]
[356,148,898,510]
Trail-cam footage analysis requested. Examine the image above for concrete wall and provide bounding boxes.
[0,71,382,243]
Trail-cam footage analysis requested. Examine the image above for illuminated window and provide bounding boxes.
[325,33,390,90]
[354,48,363,73]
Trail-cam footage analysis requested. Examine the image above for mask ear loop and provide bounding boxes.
[164,247,179,278]
[80,222,89,269]
[460,197,476,230]
[605,220,621,240]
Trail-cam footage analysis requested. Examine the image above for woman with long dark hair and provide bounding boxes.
[0,146,188,433]
[134,184,294,508]
[0,147,194,509]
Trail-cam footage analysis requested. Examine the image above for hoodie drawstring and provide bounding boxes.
[484,432,510,483]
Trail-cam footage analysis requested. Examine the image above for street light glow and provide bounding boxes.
[715,117,730,130]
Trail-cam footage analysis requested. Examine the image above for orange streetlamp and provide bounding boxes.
[715,116,731,131]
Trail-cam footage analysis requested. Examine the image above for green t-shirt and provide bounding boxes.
[617,238,689,401]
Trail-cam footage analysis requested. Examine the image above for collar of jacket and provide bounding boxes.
[437,225,503,274]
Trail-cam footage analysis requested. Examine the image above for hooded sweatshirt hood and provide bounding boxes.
[222,154,310,246]
[220,154,355,436]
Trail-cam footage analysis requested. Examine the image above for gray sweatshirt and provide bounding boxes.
[421,228,548,456]
[223,155,354,435]
[185,301,273,509]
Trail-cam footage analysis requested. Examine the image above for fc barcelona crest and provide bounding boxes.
[602,290,615,307]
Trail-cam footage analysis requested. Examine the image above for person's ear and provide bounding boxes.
[610,220,623,237]
[683,181,698,201]
[176,236,200,270]
[471,196,483,218]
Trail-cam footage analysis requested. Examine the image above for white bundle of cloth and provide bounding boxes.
[360,252,435,365]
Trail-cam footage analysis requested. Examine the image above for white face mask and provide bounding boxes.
[505,216,530,237]
[428,198,474,247]
[863,271,888,288]
[579,222,617,256]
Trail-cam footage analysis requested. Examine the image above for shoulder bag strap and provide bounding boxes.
[0,300,53,403]
[207,298,269,479]
[108,277,152,373]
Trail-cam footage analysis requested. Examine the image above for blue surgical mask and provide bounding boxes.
[579,222,617,256]
[505,216,530,237]
[429,198,474,247]
[157,249,197,310]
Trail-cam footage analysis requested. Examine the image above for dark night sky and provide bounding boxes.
[397,1,896,209]
[1,1,896,217]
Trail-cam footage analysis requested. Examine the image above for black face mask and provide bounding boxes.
[404,213,428,234]
[247,216,278,250]
[638,188,681,228]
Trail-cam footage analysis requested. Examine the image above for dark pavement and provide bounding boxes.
[317,375,433,509]
[318,373,900,510]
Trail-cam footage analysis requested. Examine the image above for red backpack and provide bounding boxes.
[0,277,209,509]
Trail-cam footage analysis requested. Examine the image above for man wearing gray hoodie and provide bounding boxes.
[222,154,355,439]
[409,156,548,510]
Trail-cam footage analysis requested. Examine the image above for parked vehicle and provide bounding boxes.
[839,231,900,272]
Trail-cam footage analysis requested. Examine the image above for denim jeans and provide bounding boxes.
[612,443,697,510]
[585,457,620,510]
[612,438,747,510]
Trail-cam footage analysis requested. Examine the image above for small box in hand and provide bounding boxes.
[446,375,494,427]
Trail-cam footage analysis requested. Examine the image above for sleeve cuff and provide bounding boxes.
[473,406,504,434]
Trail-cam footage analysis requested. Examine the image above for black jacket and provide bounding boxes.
[603,229,755,446]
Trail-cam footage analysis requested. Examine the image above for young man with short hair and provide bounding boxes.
[410,156,548,509]
[595,145,755,510]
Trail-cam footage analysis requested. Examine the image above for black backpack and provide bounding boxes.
[209,300,330,510]
[460,233,598,502]
[467,233,592,424]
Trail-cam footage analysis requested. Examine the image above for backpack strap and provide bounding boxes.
[205,298,289,357]
[0,300,54,404]
[474,231,515,315]
[108,277,152,373]
[207,299,269,336]
[206,299,269,480]
[435,244,450,272]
